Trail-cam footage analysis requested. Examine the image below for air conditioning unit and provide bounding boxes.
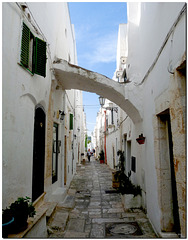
[120,56,127,64]
[116,71,123,78]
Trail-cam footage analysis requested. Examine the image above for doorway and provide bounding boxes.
[112,146,115,168]
[126,140,131,175]
[52,123,59,183]
[158,110,180,234]
[32,106,46,202]
[123,135,127,174]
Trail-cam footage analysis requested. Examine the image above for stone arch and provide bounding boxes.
[53,59,142,123]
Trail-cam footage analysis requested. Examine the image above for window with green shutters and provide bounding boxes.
[70,113,73,130]
[20,23,30,68]
[20,22,46,77]
[34,37,46,77]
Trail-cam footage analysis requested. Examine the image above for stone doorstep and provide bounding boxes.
[8,204,48,238]
[43,202,58,223]
[49,212,69,231]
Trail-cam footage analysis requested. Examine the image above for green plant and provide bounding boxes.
[3,196,36,233]
[9,197,36,218]
[115,150,141,197]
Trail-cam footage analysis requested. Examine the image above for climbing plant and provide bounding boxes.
[115,150,141,196]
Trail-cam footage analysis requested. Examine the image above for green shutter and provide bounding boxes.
[20,22,30,67]
[34,37,46,77]
[70,114,73,130]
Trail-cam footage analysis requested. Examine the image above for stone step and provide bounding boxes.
[43,202,58,223]
[57,195,75,210]
[47,211,69,234]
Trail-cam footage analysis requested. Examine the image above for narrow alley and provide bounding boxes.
[47,157,156,238]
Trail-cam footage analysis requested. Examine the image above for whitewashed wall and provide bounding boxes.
[127,2,186,236]
[2,2,85,207]
[95,2,185,237]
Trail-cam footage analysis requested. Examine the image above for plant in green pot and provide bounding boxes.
[2,208,14,237]
[3,196,36,234]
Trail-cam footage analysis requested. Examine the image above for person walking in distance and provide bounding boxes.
[87,149,91,162]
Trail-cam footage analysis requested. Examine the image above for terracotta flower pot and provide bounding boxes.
[136,134,145,144]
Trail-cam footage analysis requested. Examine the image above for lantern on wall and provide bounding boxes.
[99,96,105,107]
[59,110,65,121]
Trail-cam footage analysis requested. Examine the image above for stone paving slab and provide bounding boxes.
[63,231,89,238]
[47,157,157,238]
[49,212,69,231]
[57,195,75,209]
[66,219,85,232]
[90,223,105,238]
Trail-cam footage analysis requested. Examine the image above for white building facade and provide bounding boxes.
[94,2,186,238]
[2,2,86,214]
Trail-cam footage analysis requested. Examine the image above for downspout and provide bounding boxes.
[104,110,107,164]
[61,91,66,187]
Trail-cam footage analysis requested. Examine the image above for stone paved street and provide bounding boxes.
[48,157,157,238]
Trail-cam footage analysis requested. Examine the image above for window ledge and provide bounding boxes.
[8,204,47,238]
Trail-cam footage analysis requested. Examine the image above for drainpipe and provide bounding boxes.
[61,91,66,187]
[104,110,107,164]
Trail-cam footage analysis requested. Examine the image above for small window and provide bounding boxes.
[20,22,46,77]
[69,113,73,130]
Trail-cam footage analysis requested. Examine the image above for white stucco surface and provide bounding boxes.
[53,60,142,123]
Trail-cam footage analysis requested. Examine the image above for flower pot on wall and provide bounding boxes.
[136,134,145,144]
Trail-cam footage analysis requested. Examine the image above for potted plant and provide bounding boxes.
[113,150,142,209]
[136,133,146,144]
[112,150,125,189]
[2,208,14,237]
[99,150,105,164]
[3,196,36,234]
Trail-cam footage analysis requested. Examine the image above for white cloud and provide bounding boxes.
[75,24,92,42]
[92,33,117,64]
[79,32,118,66]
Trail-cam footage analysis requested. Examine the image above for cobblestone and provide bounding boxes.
[47,156,157,238]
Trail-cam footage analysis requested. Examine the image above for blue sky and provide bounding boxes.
[69,2,127,136]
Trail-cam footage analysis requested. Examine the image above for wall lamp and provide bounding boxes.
[99,96,118,113]
[59,110,65,121]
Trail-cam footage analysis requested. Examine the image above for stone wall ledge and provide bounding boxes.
[8,203,48,238]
